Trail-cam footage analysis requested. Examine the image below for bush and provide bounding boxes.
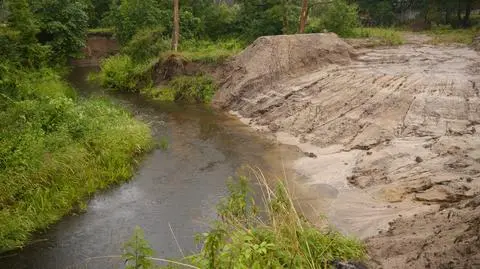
[169,75,217,103]
[0,68,153,251]
[93,55,156,92]
[122,27,170,63]
[308,0,359,37]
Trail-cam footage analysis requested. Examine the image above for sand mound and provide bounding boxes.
[214,34,480,268]
[213,33,356,108]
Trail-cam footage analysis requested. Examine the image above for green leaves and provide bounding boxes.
[123,226,157,269]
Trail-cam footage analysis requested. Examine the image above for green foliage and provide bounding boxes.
[179,39,245,64]
[426,27,480,45]
[93,55,156,92]
[236,0,301,41]
[186,174,366,268]
[168,75,217,104]
[106,0,170,44]
[31,0,88,60]
[351,27,405,45]
[122,27,170,63]
[123,226,157,269]
[321,0,360,37]
[0,68,154,251]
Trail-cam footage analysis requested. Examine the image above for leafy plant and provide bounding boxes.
[187,172,366,269]
[123,226,157,269]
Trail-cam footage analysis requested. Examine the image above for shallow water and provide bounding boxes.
[0,67,303,269]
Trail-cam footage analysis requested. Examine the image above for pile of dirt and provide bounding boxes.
[213,33,356,109]
[214,34,480,268]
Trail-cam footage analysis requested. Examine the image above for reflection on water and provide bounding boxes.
[0,67,303,269]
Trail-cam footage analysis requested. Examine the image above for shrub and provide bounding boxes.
[93,55,156,92]
[122,27,170,63]
[308,0,359,37]
[169,75,217,103]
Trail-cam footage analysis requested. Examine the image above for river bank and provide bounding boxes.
[0,66,308,268]
[214,33,480,268]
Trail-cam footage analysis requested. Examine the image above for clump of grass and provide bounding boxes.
[92,55,157,92]
[426,27,479,45]
[186,170,366,268]
[87,28,114,35]
[0,68,154,251]
[350,27,405,46]
[178,39,245,64]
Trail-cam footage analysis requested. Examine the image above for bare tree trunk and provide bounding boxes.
[282,0,288,34]
[463,0,472,28]
[298,0,308,34]
[171,0,180,51]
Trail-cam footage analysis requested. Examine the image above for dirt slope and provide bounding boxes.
[214,33,480,268]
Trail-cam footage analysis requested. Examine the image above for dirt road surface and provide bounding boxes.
[214,33,480,269]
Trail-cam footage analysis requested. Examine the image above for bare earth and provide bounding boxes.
[213,33,480,269]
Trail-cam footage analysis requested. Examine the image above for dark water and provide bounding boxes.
[0,67,302,269]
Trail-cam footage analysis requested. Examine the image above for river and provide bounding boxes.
[0,67,304,269]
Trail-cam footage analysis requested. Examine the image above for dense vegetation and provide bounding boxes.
[0,0,153,251]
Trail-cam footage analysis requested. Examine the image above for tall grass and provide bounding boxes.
[426,27,480,45]
[0,68,154,251]
[350,27,405,46]
[187,169,366,268]
[178,39,245,64]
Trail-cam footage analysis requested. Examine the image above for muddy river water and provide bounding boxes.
[0,67,304,269]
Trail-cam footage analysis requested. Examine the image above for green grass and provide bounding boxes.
[184,171,366,268]
[350,27,405,46]
[140,75,217,104]
[178,39,245,64]
[0,68,154,251]
[88,27,114,35]
[425,27,479,45]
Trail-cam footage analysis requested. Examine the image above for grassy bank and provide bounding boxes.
[91,37,243,104]
[426,27,479,45]
[0,68,154,251]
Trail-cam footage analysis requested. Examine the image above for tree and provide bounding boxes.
[171,0,179,51]
[30,0,88,60]
[298,0,308,33]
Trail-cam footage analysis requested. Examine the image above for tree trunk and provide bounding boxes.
[171,0,180,51]
[457,0,462,23]
[463,0,472,28]
[298,0,308,34]
[282,0,288,34]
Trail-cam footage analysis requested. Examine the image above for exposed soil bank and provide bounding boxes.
[71,33,119,67]
[214,33,480,268]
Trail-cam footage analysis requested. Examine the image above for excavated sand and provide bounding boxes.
[214,33,480,268]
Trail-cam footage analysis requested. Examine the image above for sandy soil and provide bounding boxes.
[213,33,480,268]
